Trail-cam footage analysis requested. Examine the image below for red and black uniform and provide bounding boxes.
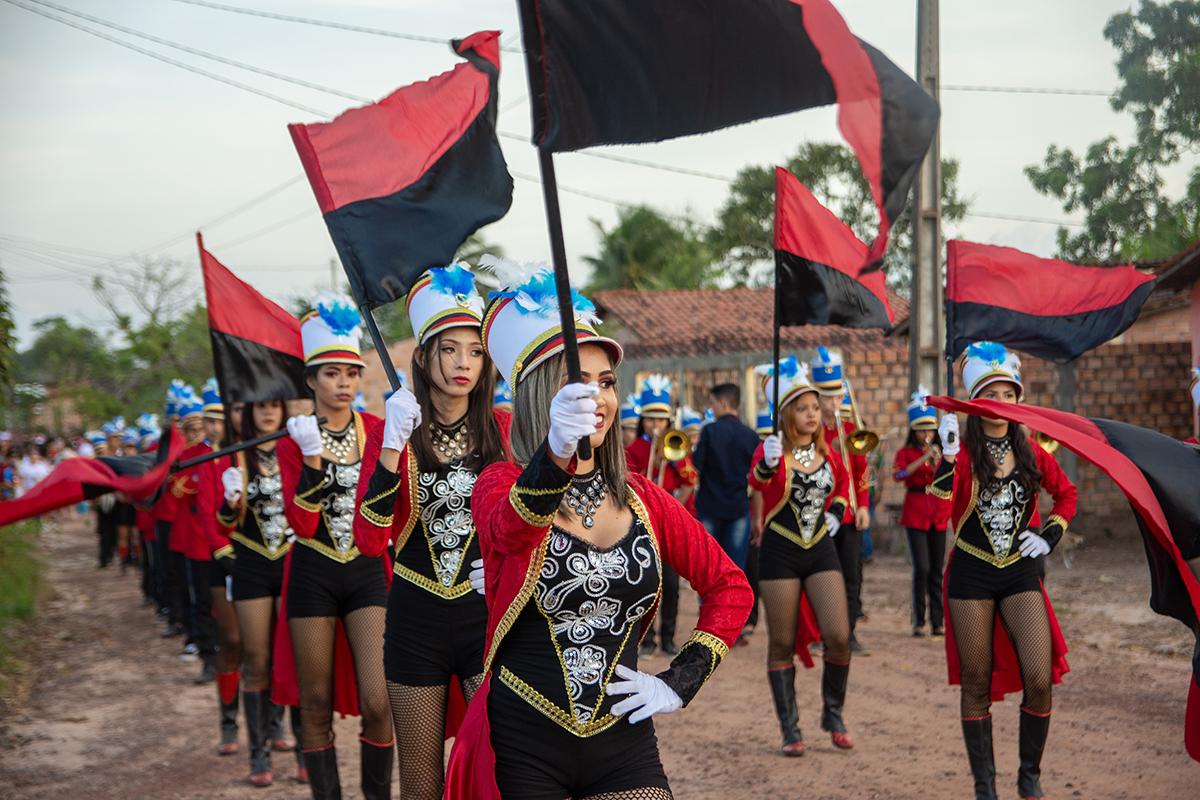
[176,441,220,665]
[625,435,699,652]
[444,445,752,799]
[822,420,870,630]
[893,446,952,630]
[217,449,293,601]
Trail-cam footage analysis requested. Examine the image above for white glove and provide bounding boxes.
[287,415,324,457]
[469,558,485,596]
[221,466,243,503]
[382,388,422,453]
[938,414,960,457]
[762,433,783,469]
[824,511,841,538]
[606,664,683,724]
[547,383,600,459]
[1017,529,1051,559]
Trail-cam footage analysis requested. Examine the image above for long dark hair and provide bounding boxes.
[408,330,504,473]
[905,428,942,449]
[240,400,286,477]
[965,416,1041,495]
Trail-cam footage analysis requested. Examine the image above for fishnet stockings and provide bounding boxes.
[343,606,392,743]
[760,570,851,667]
[384,672,484,800]
[290,615,336,748]
[949,591,1053,717]
[211,588,242,673]
[235,597,276,690]
[582,789,673,799]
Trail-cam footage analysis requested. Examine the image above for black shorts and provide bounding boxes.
[946,547,1042,600]
[209,557,230,589]
[286,543,388,618]
[759,528,843,582]
[231,542,286,602]
[384,576,487,685]
[114,502,137,527]
[488,674,670,799]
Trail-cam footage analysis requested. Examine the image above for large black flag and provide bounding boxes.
[518,0,939,263]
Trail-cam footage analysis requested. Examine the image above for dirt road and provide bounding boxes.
[1,518,1196,799]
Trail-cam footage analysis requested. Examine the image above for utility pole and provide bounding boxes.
[909,0,945,394]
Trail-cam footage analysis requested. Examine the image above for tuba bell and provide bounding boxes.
[840,381,880,454]
[660,428,691,463]
[1035,431,1059,454]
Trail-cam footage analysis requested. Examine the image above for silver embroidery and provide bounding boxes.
[321,462,361,552]
[418,463,477,587]
[535,526,659,725]
[978,477,1028,556]
[788,462,834,543]
[247,471,292,554]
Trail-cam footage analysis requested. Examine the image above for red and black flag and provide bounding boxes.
[289,31,513,308]
[927,395,1200,760]
[0,430,184,528]
[517,0,938,263]
[774,167,893,329]
[945,240,1158,362]
[199,235,306,403]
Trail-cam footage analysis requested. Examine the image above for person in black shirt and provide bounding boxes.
[693,383,761,573]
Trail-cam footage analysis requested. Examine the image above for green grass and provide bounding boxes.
[0,518,43,687]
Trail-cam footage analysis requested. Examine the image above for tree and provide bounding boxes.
[0,268,15,400]
[1025,1,1200,262]
[16,317,119,423]
[583,207,714,292]
[707,142,967,292]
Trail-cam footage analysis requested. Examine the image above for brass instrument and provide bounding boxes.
[842,381,880,455]
[649,428,691,486]
[1035,431,1059,454]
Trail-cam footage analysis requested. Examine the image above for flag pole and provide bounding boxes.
[171,418,328,473]
[944,251,956,397]
[360,303,403,393]
[535,147,592,460]
[772,253,782,434]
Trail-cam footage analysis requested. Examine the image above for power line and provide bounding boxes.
[509,171,696,224]
[500,131,736,182]
[170,0,525,54]
[943,84,1114,97]
[209,209,314,250]
[1,0,330,116]
[964,210,1085,227]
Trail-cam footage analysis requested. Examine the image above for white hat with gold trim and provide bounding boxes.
[479,256,622,385]
[961,341,1023,400]
[757,355,818,413]
[300,292,365,368]
[405,263,484,345]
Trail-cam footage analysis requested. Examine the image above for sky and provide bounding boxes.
[0,0,1190,348]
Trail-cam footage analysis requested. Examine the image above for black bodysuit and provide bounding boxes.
[218,451,293,601]
[759,462,847,582]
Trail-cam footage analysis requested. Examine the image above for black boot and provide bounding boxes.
[269,701,295,751]
[195,655,217,685]
[292,706,308,784]
[767,667,804,754]
[961,716,999,800]
[303,746,341,800]
[1017,710,1051,798]
[242,690,273,785]
[820,660,852,742]
[360,738,394,800]
[217,671,240,755]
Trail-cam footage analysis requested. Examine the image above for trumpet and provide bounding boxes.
[647,427,692,486]
[1035,431,1059,454]
[841,381,880,455]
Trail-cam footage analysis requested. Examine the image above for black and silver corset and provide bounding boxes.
[976,473,1029,558]
[321,461,361,554]
[246,470,292,555]
[415,460,477,590]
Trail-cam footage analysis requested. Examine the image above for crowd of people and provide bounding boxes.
[7,257,1200,800]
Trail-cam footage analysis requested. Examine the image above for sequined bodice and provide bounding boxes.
[246,469,292,554]
[496,515,661,736]
[966,472,1031,558]
[786,462,834,544]
[396,461,478,592]
[319,461,361,553]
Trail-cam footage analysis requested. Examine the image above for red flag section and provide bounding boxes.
[945,241,1157,361]
[288,31,513,308]
[774,167,893,329]
[199,234,306,404]
[0,429,184,528]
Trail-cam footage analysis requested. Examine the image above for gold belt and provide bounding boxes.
[955,537,1021,569]
[768,521,827,550]
[497,666,621,738]
[392,561,472,599]
[231,533,290,561]
[295,536,361,564]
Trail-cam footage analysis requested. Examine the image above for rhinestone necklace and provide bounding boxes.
[320,422,357,464]
[563,469,608,529]
[984,435,1012,466]
[431,415,469,461]
[792,441,817,469]
[255,447,278,475]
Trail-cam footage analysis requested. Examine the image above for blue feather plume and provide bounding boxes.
[315,293,361,336]
[431,263,477,300]
[966,341,1008,364]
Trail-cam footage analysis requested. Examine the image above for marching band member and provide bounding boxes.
[811,347,871,652]
[445,263,751,799]
[166,388,206,658]
[354,264,510,799]
[749,357,855,757]
[620,394,641,448]
[277,294,392,800]
[930,342,1077,800]
[893,387,950,638]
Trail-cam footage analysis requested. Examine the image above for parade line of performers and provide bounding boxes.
[73,260,1200,800]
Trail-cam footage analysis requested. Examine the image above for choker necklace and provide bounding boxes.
[563,469,607,529]
[792,441,817,469]
[984,436,1011,465]
[431,415,469,461]
[255,447,278,473]
[320,422,357,464]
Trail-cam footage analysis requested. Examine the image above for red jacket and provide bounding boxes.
[822,420,868,524]
[892,446,950,530]
[167,441,212,556]
[625,436,699,516]
[198,454,235,558]
[353,409,512,559]
[747,440,849,529]
[444,452,753,799]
